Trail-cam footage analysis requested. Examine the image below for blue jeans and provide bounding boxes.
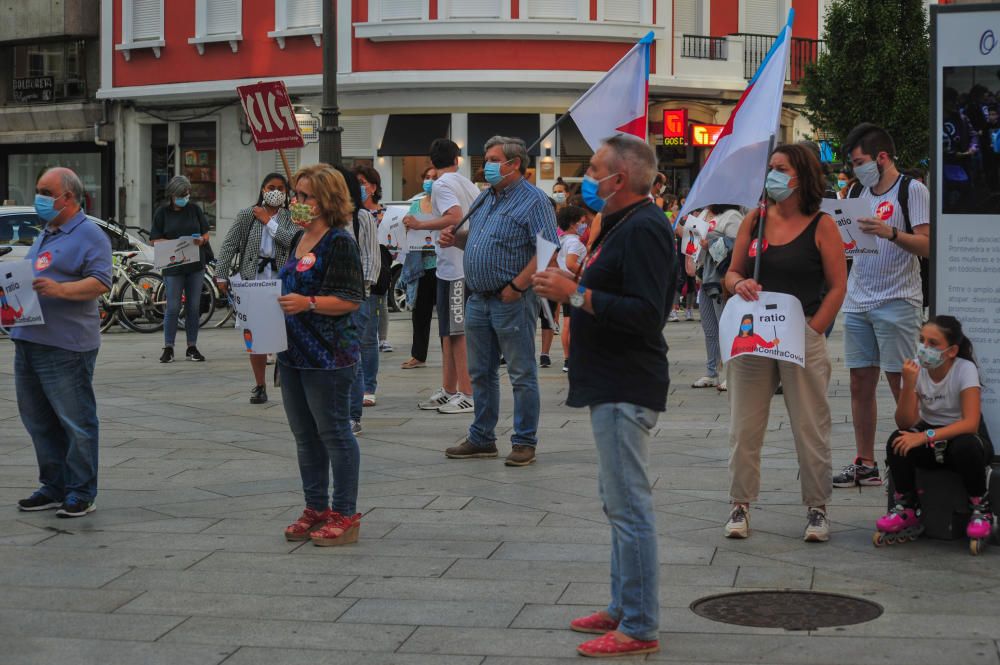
[465,292,540,448]
[14,341,100,503]
[280,363,360,515]
[590,402,660,641]
[350,293,380,420]
[163,270,204,348]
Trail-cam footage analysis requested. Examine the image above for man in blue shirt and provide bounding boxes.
[439,135,559,466]
[12,167,112,518]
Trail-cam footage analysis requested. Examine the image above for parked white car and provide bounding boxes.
[0,206,154,264]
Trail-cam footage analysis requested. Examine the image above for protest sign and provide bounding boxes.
[229,279,287,354]
[681,212,710,263]
[719,291,806,368]
[153,237,200,270]
[0,260,43,327]
[535,233,560,329]
[378,206,408,259]
[406,227,439,253]
[820,198,879,256]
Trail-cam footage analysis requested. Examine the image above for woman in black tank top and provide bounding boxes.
[720,144,847,544]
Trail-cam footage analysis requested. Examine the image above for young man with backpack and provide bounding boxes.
[834,123,931,489]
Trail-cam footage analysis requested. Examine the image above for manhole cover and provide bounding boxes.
[691,591,883,631]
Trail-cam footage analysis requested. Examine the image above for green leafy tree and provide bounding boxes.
[800,0,929,167]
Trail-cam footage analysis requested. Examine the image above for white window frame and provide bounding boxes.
[115,0,165,61]
[268,0,323,49]
[189,0,243,55]
[438,0,510,20]
[367,0,430,23]
[519,0,589,21]
[596,0,653,25]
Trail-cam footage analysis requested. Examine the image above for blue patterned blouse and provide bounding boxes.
[277,227,365,370]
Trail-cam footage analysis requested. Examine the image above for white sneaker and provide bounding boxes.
[691,375,719,388]
[804,507,830,542]
[668,311,680,323]
[717,380,727,392]
[438,392,475,414]
[724,504,750,539]
[418,388,453,410]
[685,310,695,321]
[266,353,276,365]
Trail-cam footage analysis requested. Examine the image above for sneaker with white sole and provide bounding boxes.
[804,507,830,542]
[668,310,680,323]
[724,504,750,538]
[56,498,95,518]
[832,457,881,488]
[418,388,454,410]
[691,375,719,388]
[350,420,363,435]
[717,380,727,392]
[438,392,474,414]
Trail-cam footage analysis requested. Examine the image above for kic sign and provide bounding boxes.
[237,81,305,151]
[663,109,688,147]
[691,123,724,147]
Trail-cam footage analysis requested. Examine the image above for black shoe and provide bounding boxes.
[540,354,551,368]
[159,347,174,363]
[250,385,268,404]
[56,498,95,518]
[17,492,62,512]
[499,355,507,366]
[562,359,569,373]
[186,346,206,362]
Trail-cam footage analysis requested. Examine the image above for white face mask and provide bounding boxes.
[263,189,286,208]
[854,159,881,189]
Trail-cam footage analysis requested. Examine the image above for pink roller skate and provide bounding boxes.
[873,493,923,547]
[967,496,994,556]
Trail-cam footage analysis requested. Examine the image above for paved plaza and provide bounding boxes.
[0,312,998,665]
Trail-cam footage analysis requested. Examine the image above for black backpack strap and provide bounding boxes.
[847,183,864,199]
[897,175,912,234]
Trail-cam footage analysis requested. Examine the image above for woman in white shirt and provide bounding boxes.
[876,316,994,553]
[555,205,588,373]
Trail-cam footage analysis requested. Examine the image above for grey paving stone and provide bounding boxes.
[192,550,453,577]
[224,649,482,665]
[116,590,357,621]
[339,598,522,628]
[0,607,184,642]
[398,626,584,658]
[0,587,140,613]
[0,637,234,665]
[338,577,566,603]
[106,569,356,597]
[160,616,414,650]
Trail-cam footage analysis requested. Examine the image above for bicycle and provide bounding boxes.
[99,251,166,333]
[152,269,217,331]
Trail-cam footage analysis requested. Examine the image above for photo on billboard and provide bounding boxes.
[942,65,1000,214]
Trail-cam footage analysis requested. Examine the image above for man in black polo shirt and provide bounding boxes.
[533,135,675,658]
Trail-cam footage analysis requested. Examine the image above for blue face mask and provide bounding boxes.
[34,194,60,222]
[360,186,369,204]
[764,170,795,202]
[174,196,190,208]
[484,159,512,186]
[576,223,588,235]
[740,323,752,332]
[422,179,434,195]
[581,173,619,213]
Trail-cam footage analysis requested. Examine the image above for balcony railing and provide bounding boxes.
[681,35,728,60]
[732,33,826,84]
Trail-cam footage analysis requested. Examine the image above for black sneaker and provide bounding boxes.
[540,353,551,368]
[186,346,206,362]
[833,457,881,488]
[250,385,268,404]
[56,498,95,518]
[17,491,62,512]
[159,347,174,363]
[562,359,569,373]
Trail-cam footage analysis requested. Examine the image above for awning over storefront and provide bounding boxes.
[467,114,541,156]
[557,114,592,157]
[377,114,451,156]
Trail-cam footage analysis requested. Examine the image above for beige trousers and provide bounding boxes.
[727,324,833,507]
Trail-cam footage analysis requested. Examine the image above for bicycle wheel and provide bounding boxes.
[98,292,117,333]
[178,275,216,330]
[118,272,165,333]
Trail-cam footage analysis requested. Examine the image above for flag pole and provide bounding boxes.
[753,134,776,283]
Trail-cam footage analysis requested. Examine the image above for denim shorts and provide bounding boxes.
[844,299,922,372]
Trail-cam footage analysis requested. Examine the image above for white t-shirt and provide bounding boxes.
[558,233,586,272]
[431,172,480,281]
[844,177,929,312]
[916,357,981,426]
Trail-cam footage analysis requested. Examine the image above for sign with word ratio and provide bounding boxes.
[237,81,305,151]
[820,198,879,256]
[1,260,43,327]
[229,279,287,354]
[719,291,806,368]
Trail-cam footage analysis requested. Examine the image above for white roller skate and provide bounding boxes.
[967,496,994,556]
[873,492,923,547]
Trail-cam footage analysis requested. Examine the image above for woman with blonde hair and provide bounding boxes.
[278,164,366,547]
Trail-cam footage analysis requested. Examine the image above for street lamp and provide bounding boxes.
[319,0,342,165]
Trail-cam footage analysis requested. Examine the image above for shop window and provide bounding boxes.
[8,152,104,218]
[11,41,88,103]
[191,0,243,54]
[117,0,164,60]
[270,0,322,48]
[180,122,218,230]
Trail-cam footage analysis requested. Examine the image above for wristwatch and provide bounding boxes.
[925,429,936,445]
[308,296,317,311]
[569,284,586,309]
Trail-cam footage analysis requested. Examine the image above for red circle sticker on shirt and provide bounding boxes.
[35,251,52,272]
[749,238,769,257]
[876,201,894,221]
[296,253,316,272]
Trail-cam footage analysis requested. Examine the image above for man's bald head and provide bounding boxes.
[36,167,83,225]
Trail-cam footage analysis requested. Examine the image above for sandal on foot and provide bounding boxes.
[284,508,333,541]
[570,612,620,634]
[577,632,659,658]
[310,512,362,546]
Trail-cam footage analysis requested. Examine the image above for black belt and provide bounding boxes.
[257,256,277,273]
[468,289,503,299]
